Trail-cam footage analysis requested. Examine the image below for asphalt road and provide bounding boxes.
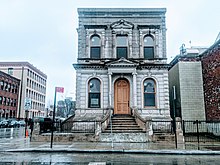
[0,152,220,164]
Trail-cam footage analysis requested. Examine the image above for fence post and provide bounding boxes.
[175,117,185,149]
[173,118,177,149]
[182,120,185,136]
[196,120,200,150]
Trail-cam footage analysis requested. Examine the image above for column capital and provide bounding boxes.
[132,72,137,75]
[108,72,113,75]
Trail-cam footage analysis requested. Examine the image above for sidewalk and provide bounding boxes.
[1,137,220,155]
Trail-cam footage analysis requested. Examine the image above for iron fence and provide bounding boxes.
[183,120,220,143]
[62,121,96,133]
[152,120,174,134]
[0,127,25,139]
[40,120,96,134]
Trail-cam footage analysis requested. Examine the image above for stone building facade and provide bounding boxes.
[0,71,20,119]
[0,62,47,119]
[73,8,170,121]
[201,38,220,121]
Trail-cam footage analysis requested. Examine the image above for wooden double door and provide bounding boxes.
[114,79,130,115]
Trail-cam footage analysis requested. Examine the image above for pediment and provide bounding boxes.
[106,58,138,67]
[111,19,134,29]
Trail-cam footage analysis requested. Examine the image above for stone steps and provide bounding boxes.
[103,115,144,133]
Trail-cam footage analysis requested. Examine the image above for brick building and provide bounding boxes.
[0,71,20,119]
[200,37,220,121]
[0,62,47,119]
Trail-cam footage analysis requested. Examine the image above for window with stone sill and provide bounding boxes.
[116,35,128,59]
[90,35,101,59]
[144,35,155,60]
[143,79,156,107]
[88,78,101,108]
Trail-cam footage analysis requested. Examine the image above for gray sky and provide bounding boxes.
[0,0,219,105]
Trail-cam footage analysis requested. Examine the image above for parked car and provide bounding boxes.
[0,120,9,128]
[17,120,26,127]
[8,120,19,128]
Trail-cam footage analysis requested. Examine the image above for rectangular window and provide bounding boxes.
[144,47,154,59]
[144,93,155,106]
[117,47,127,58]
[89,93,100,108]
[90,47,100,59]
[8,68,13,75]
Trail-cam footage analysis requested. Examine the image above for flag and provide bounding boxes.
[55,87,64,93]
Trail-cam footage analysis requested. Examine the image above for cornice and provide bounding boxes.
[73,64,105,70]
[73,63,169,70]
[139,63,170,69]
[0,62,47,78]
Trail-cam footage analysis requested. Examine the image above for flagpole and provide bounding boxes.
[50,87,57,148]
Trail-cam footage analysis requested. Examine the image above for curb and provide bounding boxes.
[5,148,220,155]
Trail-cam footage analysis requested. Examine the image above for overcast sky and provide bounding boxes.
[0,0,219,105]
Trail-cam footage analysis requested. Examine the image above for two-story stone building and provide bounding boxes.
[73,8,170,123]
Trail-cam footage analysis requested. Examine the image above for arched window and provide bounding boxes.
[88,78,101,108]
[90,35,101,59]
[144,35,154,60]
[116,35,128,58]
[143,79,156,107]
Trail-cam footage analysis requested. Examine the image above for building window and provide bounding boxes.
[4,82,8,91]
[14,85,18,93]
[13,99,17,107]
[143,79,156,107]
[0,81,4,90]
[116,35,128,58]
[8,83,11,92]
[0,96,2,105]
[8,68,13,75]
[144,35,154,60]
[90,35,101,59]
[88,78,101,108]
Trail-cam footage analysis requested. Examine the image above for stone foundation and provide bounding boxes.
[100,133,150,142]
[31,133,99,142]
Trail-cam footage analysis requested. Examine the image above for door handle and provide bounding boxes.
[128,101,129,106]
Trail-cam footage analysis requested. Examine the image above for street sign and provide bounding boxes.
[24,97,32,110]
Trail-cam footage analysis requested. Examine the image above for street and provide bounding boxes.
[0,152,220,164]
[0,128,220,164]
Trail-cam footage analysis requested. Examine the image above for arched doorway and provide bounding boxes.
[114,79,130,115]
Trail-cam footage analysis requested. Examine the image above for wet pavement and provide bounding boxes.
[0,137,220,164]
[0,152,220,164]
[0,137,220,155]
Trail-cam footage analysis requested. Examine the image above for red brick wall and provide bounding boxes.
[0,72,20,119]
[201,43,220,120]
